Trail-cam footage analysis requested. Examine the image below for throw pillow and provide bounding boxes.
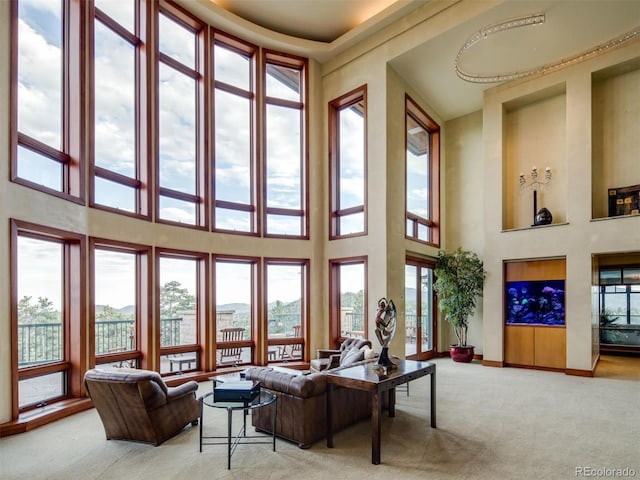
[361,345,376,360]
[340,347,364,366]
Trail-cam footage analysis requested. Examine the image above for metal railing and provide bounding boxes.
[17,323,62,367]
[18,318,183,366]
[95,319,135,354]
[342,312,364,336]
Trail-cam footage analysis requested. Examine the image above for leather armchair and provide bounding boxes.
[84,368,200,446]
[310,337,372,373]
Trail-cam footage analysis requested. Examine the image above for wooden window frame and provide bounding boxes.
[156,248,209,374]
[155,0,208,229]
[264,258,310,363]
[405,255,438,360]
[90,238,151,371]
[405,94,440,247]
[329,256,368,347]
[328,85,367,239]
[213,255,260,368]
[211,30,259,236]
[89,0,151,219]
[10,0,85,204]
[263,50,309,239]
[10,219,86,419]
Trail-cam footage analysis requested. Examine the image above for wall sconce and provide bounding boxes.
[519,167,552,226]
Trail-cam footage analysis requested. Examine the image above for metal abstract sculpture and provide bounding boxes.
[374,297,397,371]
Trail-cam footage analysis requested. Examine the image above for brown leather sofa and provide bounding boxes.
[244,359,381,448]
[84,368,200,446]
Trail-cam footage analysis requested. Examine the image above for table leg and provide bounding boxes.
[243,401,248,437]
[227,408,232,470]
[388,387,396,417]
[372,390,382,465]
[199,397,203,452]
[272,398,277,451]
[326,383,334,448]
[430,369,437,428]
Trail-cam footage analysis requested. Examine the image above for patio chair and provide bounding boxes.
[280,325,303,360]
[217,327,245,364]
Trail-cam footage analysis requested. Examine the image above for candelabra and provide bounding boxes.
[519,167,552,225]
[519,166,551,188]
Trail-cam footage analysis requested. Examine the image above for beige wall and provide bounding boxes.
[592,61,640,218]
[0,0,10,425]
[482,39,640,371]
[443,110,485,351]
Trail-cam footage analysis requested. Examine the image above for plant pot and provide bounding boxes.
[450,345,475,363]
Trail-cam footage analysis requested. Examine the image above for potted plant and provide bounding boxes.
[434,247,486,362]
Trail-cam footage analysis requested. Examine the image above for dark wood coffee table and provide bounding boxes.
[325,359,436,465]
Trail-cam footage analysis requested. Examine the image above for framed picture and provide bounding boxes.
[608,184,640,217]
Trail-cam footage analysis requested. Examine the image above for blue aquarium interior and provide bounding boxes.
[505,279,565,326]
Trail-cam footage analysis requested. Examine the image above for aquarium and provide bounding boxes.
[505,280,565,326]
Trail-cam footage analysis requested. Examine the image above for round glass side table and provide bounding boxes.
[199,389,277,469]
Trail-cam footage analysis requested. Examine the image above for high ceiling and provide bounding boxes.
[210,0,640,121]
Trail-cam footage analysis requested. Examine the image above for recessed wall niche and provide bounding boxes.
[591,57,640,220]
[502,84,567,230]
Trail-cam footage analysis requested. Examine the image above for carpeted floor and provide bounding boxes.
[1,356,638,480]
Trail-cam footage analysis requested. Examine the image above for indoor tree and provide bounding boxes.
[434,247,486,361]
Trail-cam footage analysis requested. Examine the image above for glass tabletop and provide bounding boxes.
[201,389,276,410]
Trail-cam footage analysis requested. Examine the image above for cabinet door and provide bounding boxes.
[504,326,534,365]
[534,327,566,369]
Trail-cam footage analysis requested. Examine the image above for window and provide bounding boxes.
[405,95,440,246]
[156,2,205,227]
[91,0,149,216]
[264,51,308,237]
[329,86,367,238]
[266,260,308,362]
[214,257,257,367]
[12,220,85,415]
[158,250,205,374]
[330,257,367,345]
[599,266,640,349]
[405,257,436,359]
[212,33,257,234]
[92,239,150,370]
[12,0,83,200]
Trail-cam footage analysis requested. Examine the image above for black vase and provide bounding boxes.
[534,207,552,225]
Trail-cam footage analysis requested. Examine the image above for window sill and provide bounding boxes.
[0,397,93,438]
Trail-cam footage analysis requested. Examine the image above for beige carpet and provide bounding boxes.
[1,357,639,480]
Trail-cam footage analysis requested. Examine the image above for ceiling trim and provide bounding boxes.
[456,13,640,84]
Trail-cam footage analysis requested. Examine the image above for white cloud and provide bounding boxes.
[17,18,61,148]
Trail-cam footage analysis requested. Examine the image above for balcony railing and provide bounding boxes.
[342,312,364,337]
[18,318,183,367]
[17,322,62,367]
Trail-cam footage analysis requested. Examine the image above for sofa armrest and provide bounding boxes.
[316,348,340,359]
[326,354,342,370]
[166,381,199,402]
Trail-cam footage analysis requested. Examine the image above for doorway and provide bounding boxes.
[405,256,437,360]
